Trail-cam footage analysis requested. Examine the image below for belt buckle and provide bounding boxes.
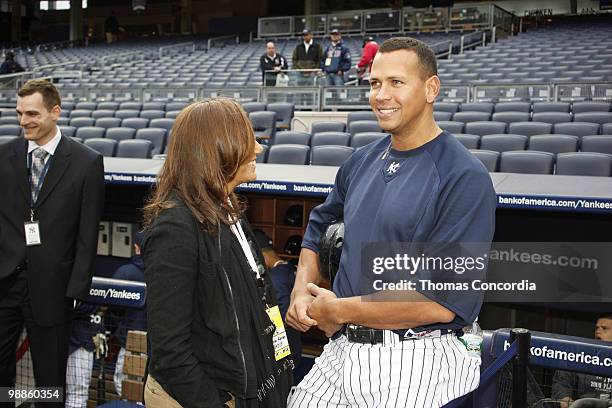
[346,324,381,345]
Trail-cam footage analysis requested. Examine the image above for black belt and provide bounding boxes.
[344,324,458,344]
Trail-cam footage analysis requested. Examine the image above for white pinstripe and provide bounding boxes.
[288,333,480,408]
[66,347,94,408]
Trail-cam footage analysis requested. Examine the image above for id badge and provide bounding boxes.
[265,305,291,361]
[324,57,332,67]
[24,221,42,246]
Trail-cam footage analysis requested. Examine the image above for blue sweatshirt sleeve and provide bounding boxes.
[340,46,352,72]
[302,163,349,253]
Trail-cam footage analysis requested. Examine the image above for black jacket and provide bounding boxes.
[259,53,288,86]
[0,135,105,326]
[292,41,323,70]
[142,200,292,408]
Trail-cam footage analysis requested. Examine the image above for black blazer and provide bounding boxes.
[143,202,292,408]
[0,135,105,326]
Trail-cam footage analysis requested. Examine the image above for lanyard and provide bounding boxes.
[27,151,52,209]
[230,220,261,279]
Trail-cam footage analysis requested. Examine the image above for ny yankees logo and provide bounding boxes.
[387,161,400,175]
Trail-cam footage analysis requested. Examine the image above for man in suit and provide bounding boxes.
[0,79,105,407]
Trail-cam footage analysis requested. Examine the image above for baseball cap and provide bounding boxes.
[302,29,311,35]
[284,235,303,256]
[284,204,303,226]
[362,36,374,47]
[330,29,340,35]
[253,229,273,250]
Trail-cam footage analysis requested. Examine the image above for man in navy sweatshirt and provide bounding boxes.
[321,29,351,86]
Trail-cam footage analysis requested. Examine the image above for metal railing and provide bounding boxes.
[207,35,240,51]
[158,42,195,59]
[257,3,511,38]
[460,30,487,53]
[1,81,609,108]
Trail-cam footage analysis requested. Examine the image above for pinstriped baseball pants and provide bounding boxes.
[288,333,480,408]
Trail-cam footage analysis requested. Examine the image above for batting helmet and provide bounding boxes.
[319,222,344,285]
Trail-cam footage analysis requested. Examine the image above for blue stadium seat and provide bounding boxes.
[250,111,276,142]
[348,120,382,136]
[166,102,189,112]
[311,132,351,147]
[59,125,76,138]
[347,111,376,123]
[242,102,267,113]
[351,132,388,148]
[311,121,346,134]
[165,110,181,119]
[573,112,612,125]
[69,109,92,118]
[0,135,18,144]
[453,133,480,149]
[602,123,612,135]
[508,121,553,136]
[75,126,106,141]
[465,121,507,136]
[95,117,122,129]
[267,102,294,130]
[62,101,76,111]
[97,102,119,111]
[0,124,21,136]
[499,151,554,174]
[494,102,531,113]
[75,102,97,110]
[491,112,530,124]
[267,144,310,164]
[532,102,570,113]
[84,138,117,157]
[434,111,453,121]
[310,146,354,166]
[119,102,142,110]
[571,101,610,113]
[0,117,18,125]
[460,102,494,113]
[142,102,166,111]
[452,112,491,123]
[580,136,612,155]
[57,117,70,126]
[556,152,612,177]
[433,102,459,113]
[274,131,311,146]
[116,139,153,159]
[91,110,116,119]
[531,112,572,124]
[528,134,579,154]
[438,121,465,134]
[470,149,499,172]
[69,117,95,128]
[115,110,141,119]
[149,118,174,132]
[121,118,150,130]
[105,127,136,142]
[139,110,166,120]
[136,128,166,155]
[554,122,601,137]
[256,144,268,163]
[480,134,528,152]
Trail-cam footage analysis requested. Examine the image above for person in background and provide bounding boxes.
[357,36,379,85]
[0,51,25,75]
[321,29,351,86]
[104,12,119,44]
[252,229,301,366]
[111,231,146,397]
[552,314,612,407]
[260,41,288,87]
[65,304,105,408]
[292,29,323,86]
